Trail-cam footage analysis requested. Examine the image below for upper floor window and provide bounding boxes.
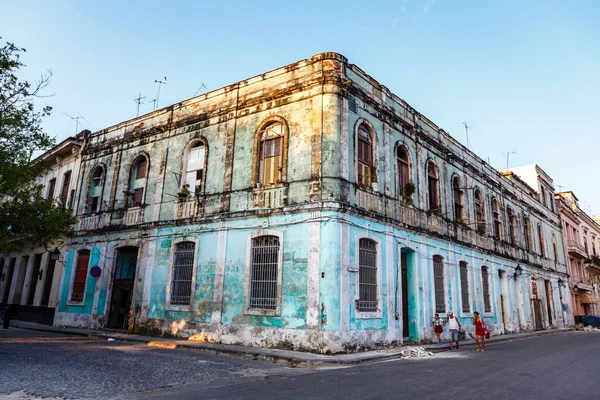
[474,189,485,233]
[537,224,546,257]
[71,250,90,302]
[47,178,56,199]
[492,198,501,240]
[87,167,104,214]
[453,176,464,222]
[540,186,546,207]
[481,266,491,313]
[397,145,411,197]
[583,235,589,255]
[508,207,517,244]
[357,124,374,188]
[170,241,195,306]
[427,162,440,213]
[258,123,284,186]
[128,156,148,207]
[552,233,559,262]
[523,215,532,252]
[184,141,206,196]
[249,235,280,310]
[433,255,445,313]
[357,238,378,312]
[459,261,470,313]
[60,170,72,207]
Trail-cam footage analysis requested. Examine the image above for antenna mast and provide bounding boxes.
[133,93,147,117]
[154,77,167,110]
[63,111,85,134]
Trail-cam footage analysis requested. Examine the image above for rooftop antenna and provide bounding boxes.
[63,111,85,134]
[463,122,472,150]
[193,83,208,97]
[154,77,167,110]
[500,148,517,170]
[133,93,147,117]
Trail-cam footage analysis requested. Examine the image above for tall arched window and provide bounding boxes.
[537,223,546,257]
[523,215,532,251]
[453,176,464,222]
[258,122,284,186]
[128,156,148,207]
[459,261,470,313]
[87,166,104,214]
[475,189,485,233]
[358,238,378,312]
[71,250,90,302]
[481,266,491,313]
[397,145,410,197]
[552,233,559,261]
[249,235,281,310]
[508,207,517,244]
[427,162,440,213]
[433,255,445,313]
[183,141,206,196]
[357,124,374,187]
[170,241,195,305]
[492,198,501,240]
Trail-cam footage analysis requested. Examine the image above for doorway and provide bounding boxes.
[2,258,16,303]
[107,247,138,330]
[545,280,554,326]
[498,270,509,331]
[531,278,544,331]
[401,251,409,338]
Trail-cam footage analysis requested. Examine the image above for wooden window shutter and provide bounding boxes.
[135,159,147,179]
[60,171,71,206]
[133,188,144,206]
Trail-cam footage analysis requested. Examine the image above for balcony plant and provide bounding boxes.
[401,182,415,203]
[177,184,191,199]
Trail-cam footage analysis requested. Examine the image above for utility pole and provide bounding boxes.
[133,93,146,117]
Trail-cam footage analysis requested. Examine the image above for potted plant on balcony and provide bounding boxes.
[401,182,415,203]
[177,184,191,199]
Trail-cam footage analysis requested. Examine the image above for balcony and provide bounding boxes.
[78,213,111,231]
[251,185,287,209]
[176,197,202,219]
[356,189,382,214]
[123,207,144,226]
[567,240,587,259]
[572,277,594,292]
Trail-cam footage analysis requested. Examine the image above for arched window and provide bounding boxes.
[358,238,378,312]
[427,162,440,213]
[508,207,517,244]
[183,141,206,196]
[523,215,532,251]
[475,189,485,234]
[128,156,148,207]
[481,266,491,313]
[249,235,281,310]
[71,250,90,302]
[552,233,559,262]
[170,241,195,305]
[357,124,374,187]
[87,166,104,214]
[537,223,546,257]
[433,255,445,313]
[258,122,284,186]
[492,198,501,240]
[397,145,410,196]
[453,176,464,222]
[459,261,470,313]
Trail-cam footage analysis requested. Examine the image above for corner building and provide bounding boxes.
[55,53,572,352]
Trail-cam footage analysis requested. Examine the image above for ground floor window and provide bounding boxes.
[249,235,280,310]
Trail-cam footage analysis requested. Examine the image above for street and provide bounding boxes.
[1,329,599,400]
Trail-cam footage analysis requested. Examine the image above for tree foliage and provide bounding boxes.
[0,38,77,252]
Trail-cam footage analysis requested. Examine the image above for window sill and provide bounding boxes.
[165,304,193,312]
[66,301,85,307]
[244,308,280,317]
[252,183,287,191]
[355,310,383,320]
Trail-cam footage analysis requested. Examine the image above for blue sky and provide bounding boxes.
[2,1,599,213]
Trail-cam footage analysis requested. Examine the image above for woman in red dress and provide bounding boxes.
[474,311,486,352]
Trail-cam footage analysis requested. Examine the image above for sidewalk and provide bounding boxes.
[4,319,573,366]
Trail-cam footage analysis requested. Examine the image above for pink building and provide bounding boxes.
[556,192,600,322]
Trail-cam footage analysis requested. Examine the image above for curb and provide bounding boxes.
[6,321,574,366]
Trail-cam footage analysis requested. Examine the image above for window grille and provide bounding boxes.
[433,255,445,313]
[170,242,195,305]
[460,261,470,313]
[358,238,378,312]
[249,235,280,310]
[482,266,491,313]
[71,250,90,302]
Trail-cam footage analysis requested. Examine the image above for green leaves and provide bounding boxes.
[0,38,75,252]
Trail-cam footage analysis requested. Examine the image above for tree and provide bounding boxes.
[0,38,77,252]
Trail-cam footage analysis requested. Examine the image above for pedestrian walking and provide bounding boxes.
[474,311,486,352]
[444,311,461,350]
[432,313,443,344]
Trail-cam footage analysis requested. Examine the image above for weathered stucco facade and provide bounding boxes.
[53,53,572,353]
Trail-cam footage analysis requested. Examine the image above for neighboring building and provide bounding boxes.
[53,53,571,353]
[556,192,600,322]
[0,134,86,324]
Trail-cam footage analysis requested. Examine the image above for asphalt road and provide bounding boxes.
[1,328,599,400]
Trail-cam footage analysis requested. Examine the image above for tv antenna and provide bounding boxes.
[63,111,87,134]
[193,83,208,97]
[133,93,147,117]
[556,184,567,192]
[463,122,472,150]
[154,77,167,110]
[500,148,517,170]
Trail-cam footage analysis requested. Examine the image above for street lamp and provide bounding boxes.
[49,247,61,261]
[558,278,565,288]
[513,264,523,280]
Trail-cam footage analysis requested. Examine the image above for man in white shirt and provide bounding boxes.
[444,311,462,351]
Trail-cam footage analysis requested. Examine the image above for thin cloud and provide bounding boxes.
[392,17,400,26]
[422,0,435,15]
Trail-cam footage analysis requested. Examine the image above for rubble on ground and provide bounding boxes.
[400,347,434,358]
